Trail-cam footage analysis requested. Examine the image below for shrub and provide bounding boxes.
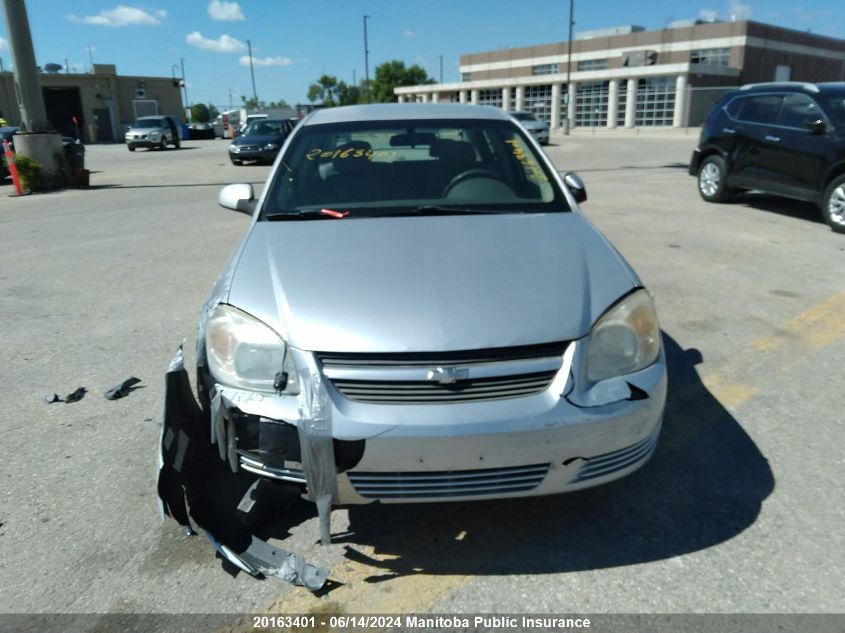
[12,155,43,192]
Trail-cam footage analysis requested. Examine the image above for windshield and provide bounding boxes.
[261,118,567,219]
[512,112,538,122]
[243,120,285,136]
[132,118,164,128]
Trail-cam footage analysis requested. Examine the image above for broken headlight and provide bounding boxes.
[206,304,299,394]
[586,289,660,382]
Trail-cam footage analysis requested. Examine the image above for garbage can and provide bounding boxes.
[64,142,85,173]
[182,123,191,140]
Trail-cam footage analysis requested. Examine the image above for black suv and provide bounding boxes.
[690,82,845,233]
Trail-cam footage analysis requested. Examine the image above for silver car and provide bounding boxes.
[511,110,550,144]
[195,103,666,505]
[124,115,181,151]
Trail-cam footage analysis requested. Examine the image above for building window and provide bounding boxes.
[689,47,731,66]
[635,77,676,126]
[575,82,609,127]
[617,89,627,126]
[524,84,553,124]
[532,63,559,76]
[577,58,609,71]
[510,90,517,111]
[461,72,472,82]
[477,88,503,108]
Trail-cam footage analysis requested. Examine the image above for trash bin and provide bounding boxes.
[64,142,85,174]
[182,123,191,140]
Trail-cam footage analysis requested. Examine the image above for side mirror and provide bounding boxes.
[218,183,256,215]
[806,119,826,135]
[563,172,587,204]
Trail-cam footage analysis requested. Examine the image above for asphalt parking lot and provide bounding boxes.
[1,132,843,620]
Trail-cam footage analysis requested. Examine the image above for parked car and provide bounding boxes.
[125,115,181,151]
[511,110,550,145]
[188,122,216,140]
[175,104,666,508]
[690,81,845,233]
[228,118,296,165]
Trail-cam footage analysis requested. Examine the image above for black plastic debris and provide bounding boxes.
[157,346,328,592]
[42,394,61,404]
[104,376,142,400]
[64,387,87,403]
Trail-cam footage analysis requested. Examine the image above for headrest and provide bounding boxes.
[332,140,373,173]
[429,139,476,165]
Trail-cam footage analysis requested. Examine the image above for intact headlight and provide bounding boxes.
[586,289,660,382]
[229,144,238,151]
[205,304,299,394]
[263,143,278,150]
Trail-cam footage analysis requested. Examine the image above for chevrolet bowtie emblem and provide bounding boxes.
[426,366,469,384]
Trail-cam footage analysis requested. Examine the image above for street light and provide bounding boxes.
[563,0,574,135]
[363,16,371,103]
[246,40,258,106]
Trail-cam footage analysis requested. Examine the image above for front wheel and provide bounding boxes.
[159,138,167,150]
[697,155,731,203]
[127,145,135,152]
[822,175,845,234]
[173,137,181,149]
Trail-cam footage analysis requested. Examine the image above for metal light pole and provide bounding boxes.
[1,0,49,131]
[363,15,370,103]
[563,0,574,135]
[439,54,443,83]
[87,44,94,71]
[246,40,258,106]
[180,57,189,106]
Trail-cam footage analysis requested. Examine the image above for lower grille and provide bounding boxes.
[348,463,550,500]
[236,145,261,152]
[571,431,659,483]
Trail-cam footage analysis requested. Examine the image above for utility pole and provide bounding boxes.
[180,57,190,121]
[439,54,443,83]
[246,40,258,107]
[563,0,574,135]
[87,44,94,71]
[363,15,370,103]
[1,0,49,131]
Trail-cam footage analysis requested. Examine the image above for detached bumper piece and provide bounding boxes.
[157,347,328,592]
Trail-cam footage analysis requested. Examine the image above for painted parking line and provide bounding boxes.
[702,289,845,409]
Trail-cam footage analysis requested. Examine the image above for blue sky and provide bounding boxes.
[1,0,842,109]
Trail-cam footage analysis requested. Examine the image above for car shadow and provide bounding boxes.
[730,192,824,225]
[325,331,774,581]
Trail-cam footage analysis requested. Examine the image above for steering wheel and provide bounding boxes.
[442,168,501,197]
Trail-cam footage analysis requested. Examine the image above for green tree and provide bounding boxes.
[307,75,339,107]
[337,81,362,106]
[370,60,434,103]
[190,103,211,123]
[240,95,265,109]
[208,103,220,120]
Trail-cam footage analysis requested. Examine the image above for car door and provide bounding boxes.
[728,93,784,190]
[753,93,829,198]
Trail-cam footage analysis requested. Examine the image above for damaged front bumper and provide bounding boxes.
[203,339,667,505]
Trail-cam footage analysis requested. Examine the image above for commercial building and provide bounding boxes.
[396,20,845,129]
[0,64,184,142]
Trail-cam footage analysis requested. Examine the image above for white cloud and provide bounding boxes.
[185,31,246,53]
[728,0,751,19]
[208,0,245,21]
[698,8,719,21]
[239,55,292,67]
[67,5,166,26]
[403,29,414,38]
[0,36,8,50]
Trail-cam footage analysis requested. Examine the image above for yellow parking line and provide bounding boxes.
[752,289,845,352]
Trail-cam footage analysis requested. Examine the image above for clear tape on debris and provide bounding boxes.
[296,369,337,546]
[566,375,632,408]
[157,345,328,592]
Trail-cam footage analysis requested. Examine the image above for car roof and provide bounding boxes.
[304,103,512,126]
[738,81,845,95]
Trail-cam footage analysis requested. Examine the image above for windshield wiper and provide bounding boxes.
[382,205,503,216]
[264,208,349,221]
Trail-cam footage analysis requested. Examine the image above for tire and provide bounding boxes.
[231,158,242,166]
[173,137,181,149]
[127,145,135,152]
[159,138,167,151]
[697,155,732,203]
[821,175,845,234]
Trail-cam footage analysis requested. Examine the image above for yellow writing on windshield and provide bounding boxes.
[505,139,548,182]
[305,147,397,161]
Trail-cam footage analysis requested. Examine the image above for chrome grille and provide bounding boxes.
[572,430,660,483]
[316,342,567,405]
[332,371,556,403]
[237,145,261,152]
[348,463,550,500]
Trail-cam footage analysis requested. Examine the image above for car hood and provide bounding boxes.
[520,120,549,130]
[126,127,162,135]
[232,134,283,145]
[225,212,638,352]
